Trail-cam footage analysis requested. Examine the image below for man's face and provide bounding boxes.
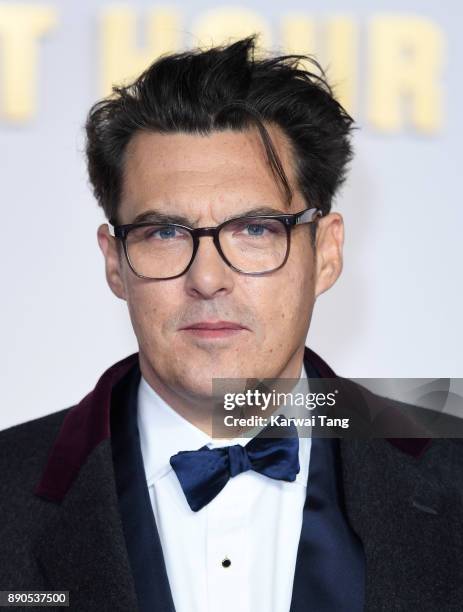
[98,126,343,401]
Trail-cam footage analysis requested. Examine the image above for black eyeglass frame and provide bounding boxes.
[108,207,322,280]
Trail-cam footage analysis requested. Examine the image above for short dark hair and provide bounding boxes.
[85,34,354,229]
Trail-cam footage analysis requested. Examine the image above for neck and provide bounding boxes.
[138,346,306,437]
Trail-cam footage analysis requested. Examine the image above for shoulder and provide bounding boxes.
[0,409,73,583]
[0,407,70,447]
[335,376,463,439]
[334,376,463,478]
[0,408,71,494]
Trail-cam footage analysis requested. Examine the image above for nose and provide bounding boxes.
[183,235,235,299]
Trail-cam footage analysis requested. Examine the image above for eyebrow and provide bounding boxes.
[130,206,287,226]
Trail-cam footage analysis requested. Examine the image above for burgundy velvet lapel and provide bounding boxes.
[35,352,139,502]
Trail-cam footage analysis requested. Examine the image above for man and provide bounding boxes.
[1,35,462,612]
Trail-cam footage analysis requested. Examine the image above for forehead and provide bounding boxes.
[119,126,301,224]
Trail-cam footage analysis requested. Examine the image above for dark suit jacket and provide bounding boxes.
[1,348,462,611]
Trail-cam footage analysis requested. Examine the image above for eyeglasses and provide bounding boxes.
[108,207,322,280]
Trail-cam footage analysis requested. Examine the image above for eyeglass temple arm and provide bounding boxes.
[295,208,323,225]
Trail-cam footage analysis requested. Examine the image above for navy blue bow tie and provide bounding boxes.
[169,420,300,511]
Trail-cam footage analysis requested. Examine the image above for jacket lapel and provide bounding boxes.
[290,351,365,612]
[303,347,462,610]
[110,359,176,612]
[33,435,139,611]
[33,353,174,612]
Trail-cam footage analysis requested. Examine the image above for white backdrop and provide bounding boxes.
[1,0,462,430]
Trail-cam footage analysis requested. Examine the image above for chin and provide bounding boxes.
[174,362,246,396]
[167,372,214,400]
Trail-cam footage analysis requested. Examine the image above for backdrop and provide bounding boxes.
[1,0,461,429]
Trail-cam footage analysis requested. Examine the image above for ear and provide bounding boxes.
[313,212,344,298]
[97,223,127,300]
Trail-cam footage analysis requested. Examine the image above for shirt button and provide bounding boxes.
[221,557,231,568]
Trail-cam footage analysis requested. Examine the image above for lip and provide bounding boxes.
[179,320,249,338]
[181,321,247,330]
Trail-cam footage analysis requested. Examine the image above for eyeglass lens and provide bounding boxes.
[124,217,289,278]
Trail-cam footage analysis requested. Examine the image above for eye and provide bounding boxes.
[144,225,186,240]
[245,223,267,236]
[227,218,284,238]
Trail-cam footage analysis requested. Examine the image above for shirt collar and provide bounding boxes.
[137,364,309,487]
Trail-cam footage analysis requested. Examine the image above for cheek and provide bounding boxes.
[273,240,315,330]
[124,278,176,345]
[242,259,314,342]
[289,231,316,290]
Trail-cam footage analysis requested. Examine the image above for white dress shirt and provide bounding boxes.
[137,366,312,612]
